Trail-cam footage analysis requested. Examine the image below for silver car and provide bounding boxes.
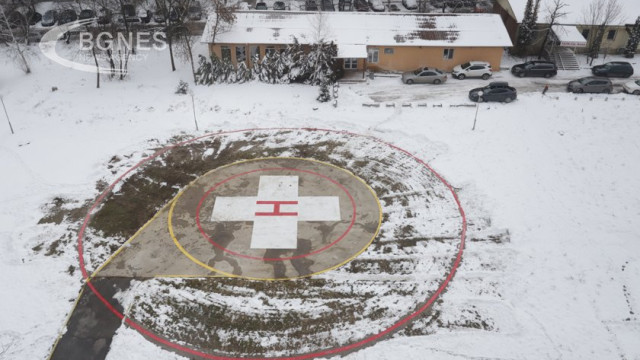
[567,77,613,94]
[402,67,447,85]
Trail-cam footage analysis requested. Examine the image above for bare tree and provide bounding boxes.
[206,0,237,45]
[0,4,31,73]
[582,0,622,64]
[538,0,569,58]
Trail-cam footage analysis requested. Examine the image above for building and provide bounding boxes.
[494,0,640,56]
[201,11,512,74]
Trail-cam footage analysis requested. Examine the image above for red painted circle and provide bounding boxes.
[77,128,467,360]
[191,166,357,262]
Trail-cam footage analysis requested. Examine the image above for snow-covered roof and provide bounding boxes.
[508,0,640,26]
[336,44,367,58]
[552,25,587,47]
[201,11,513,48]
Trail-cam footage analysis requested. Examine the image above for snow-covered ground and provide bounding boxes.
[1,43,640,360]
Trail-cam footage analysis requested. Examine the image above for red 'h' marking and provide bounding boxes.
[255,200,298,216]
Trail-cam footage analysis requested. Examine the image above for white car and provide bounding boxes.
[623,79,640,95]
[368,0,385,11]
[452,61,492,80]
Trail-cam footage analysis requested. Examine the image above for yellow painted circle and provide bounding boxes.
[168,157,382,281]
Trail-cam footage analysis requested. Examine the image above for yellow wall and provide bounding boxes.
[366,46,504,72]
[576,25,637,54]
[209,43,504,73]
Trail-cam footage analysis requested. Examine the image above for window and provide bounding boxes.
[384,48,394,54]
[581,29,590,40]
[344,58,358,69]
[443,48,454,60]
[235,45,246,63]
[250,45,260,59]
[221,46,231,61]
[607,30,616,40]
[422,71,436,76]
[367,48,379,63]
[265,46,276,56]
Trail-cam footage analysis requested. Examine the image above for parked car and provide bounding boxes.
[403,0,417,10]
[97,8,111,24]
[321,0,335,10]
[26,10,42,25]
[169,6,186,21]
[388,3,400,11]
[511,60,557,78]
[591,61,634,78]
[153,7,167,23]
[255,2,268,9]
[368,0,385,11]
[452,61,492,80]
[354,0,369,11]
[122,4,139,22]
[138,9,152,23]
[623,79,640,95]
[188,3,202,20]
[58,9,77,24]
[78,9,95,20]
[567,77,613,94]
[469,82,517,103]
[402,67,447,85]
[273,1,287,10]
[41,10,58,27]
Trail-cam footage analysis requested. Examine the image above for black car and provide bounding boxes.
[26,10,42,25]
[305,0,318,10]
[469,82,517,103]
[273,1,286,10]
[321,0,335,10]
[255,2,268,9]
[79,9,95,20]
[153,7,167,23]
[97,8,111,24]
[511,61,557,78]
[58,9,77,24]
[122,4,140,22]
[41,10,58,26]
[591,62,634,78]
[354,0,369,11]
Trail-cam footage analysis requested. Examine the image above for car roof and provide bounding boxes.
[468,61,490,65]
[579,76,611,81]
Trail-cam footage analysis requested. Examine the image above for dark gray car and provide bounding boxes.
[567,77,613,94]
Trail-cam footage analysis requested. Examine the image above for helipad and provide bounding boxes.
[97,158,382,280]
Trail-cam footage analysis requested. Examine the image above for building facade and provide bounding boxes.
[202,11,512,73]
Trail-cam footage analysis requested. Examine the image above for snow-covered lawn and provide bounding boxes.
[1,45,640,360]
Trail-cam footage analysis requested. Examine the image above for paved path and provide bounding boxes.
[50,278,131,360]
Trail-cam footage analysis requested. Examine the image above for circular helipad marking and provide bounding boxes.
[168,158,381,280]
[78,128,467,360]
[194,167,357,261]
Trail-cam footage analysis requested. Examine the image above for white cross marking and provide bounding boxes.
[210,176,341,249]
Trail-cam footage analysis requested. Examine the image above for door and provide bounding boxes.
[418,71,436,83]
[344,58,358,70]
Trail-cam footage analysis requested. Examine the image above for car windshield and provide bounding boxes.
[635,80,640,86]
[413,69,422,75]
[43,11,54,19]
[460,62,471,69]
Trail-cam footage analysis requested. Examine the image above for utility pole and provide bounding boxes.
[1,96,14,135]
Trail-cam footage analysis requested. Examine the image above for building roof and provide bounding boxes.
[507,0,640,26]
[201,11,513,48]
[552,25,587,47]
